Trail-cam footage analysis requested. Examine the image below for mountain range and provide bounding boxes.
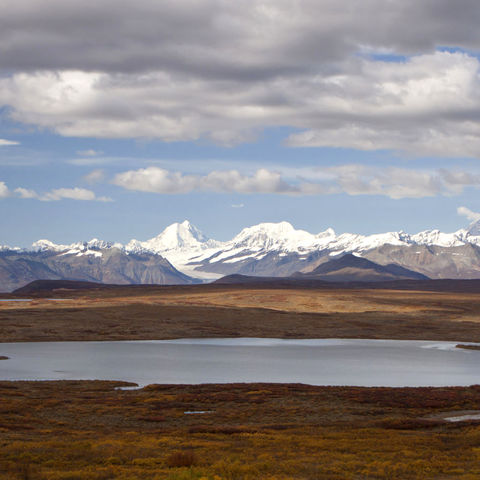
[2,219,480,291]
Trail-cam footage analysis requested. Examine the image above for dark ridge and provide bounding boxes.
[13,279,113,294]
[12,275,480,296]
[211,274,292,285]
[293,253,428,281]
[10,279,206,296]
[213,274,480,293]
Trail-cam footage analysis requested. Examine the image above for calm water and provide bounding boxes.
[0,299,32,302]
[0,338,480,387]
[0,299,71,302]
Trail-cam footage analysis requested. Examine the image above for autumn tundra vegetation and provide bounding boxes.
[2,284,480,478]
[2,381,480,479]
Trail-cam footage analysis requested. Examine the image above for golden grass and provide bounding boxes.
[2,381,480,479]
[2,285,480,342]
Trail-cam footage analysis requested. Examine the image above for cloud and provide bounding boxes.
[1,1,480,75]
[41,187,96,201]
[0,182,10,197]
[40,188,112,202]
[231,203,245,208]
[14,187,37,198]
[1,52,479,154]
[321,165,441,199]
[11,184,112,202]
[83,169,105,184]
[112,165,480,199]
[0,139,19,146]
[457,206,480,223]
[76,149,103,157]
[113,167,302,194]
[1,2,480,155]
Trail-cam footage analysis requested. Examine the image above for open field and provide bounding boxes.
[2,381,480,479]
[2,284,480,342]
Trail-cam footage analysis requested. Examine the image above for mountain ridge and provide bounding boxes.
[3,219,480,290]
[4,220,479,258]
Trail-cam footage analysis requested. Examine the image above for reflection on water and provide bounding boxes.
[1,338,480,388]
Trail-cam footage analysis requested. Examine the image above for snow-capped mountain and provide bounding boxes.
[4,219,480,291]
[0,235,199,292]
[153,220,480,279]
[127,220,210,252]
[126,221,222,279]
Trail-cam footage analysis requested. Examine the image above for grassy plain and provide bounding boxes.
[1,284,480,342]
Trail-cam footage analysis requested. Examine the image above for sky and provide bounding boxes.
[2,0,480,246]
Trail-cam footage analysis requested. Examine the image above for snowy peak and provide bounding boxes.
[32,239,68,252]
[127,220,220,255]
[85,238,115,250]
[411,230,464,248]
[230,221,321,252]
[30,238,121,257]
[0,244,19,252]
[467,220,480,237]
[158,220,209,249]
[317,227,335,239]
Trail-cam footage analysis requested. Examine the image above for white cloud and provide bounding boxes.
[457,206,480,223]
[14,187,37,198]
[76,149,103,156]
[0,182,10,197]
[322,165,447,199]
[7,164,480,202]
[83,169,105,184]
[0,139,19,146]
[41,187,97,201]
[0,2,479,157]
[231,203,245,208]
[0,51,479,155]
[113,167,301,194]
[113,165,480,199]
[12,185,112,202]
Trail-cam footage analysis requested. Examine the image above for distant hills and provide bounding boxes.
[3,219,480,291]
[292,254,428,282]
[0,247,198,292]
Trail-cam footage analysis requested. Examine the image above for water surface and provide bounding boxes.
[1,338,479,387]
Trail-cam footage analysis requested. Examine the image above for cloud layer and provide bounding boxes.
[1,1,480,156]
[113,165,480,199]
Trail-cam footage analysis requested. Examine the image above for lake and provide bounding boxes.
[1,338,480,387]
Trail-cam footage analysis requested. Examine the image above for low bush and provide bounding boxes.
[166,450,197,468]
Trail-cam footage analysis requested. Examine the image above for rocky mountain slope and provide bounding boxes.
[0,245,197,292]
[4,219,480,291]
